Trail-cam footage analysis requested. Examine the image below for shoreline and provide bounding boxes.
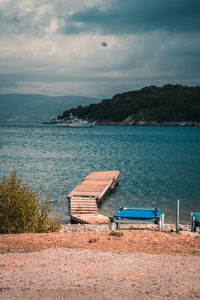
[60,222,193,232]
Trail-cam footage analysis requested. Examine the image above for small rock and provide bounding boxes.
[88,238,98,243]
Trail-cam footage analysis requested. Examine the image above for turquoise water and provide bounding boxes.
[0,123,200,223]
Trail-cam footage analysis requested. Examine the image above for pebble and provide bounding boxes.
[60,223,194,233]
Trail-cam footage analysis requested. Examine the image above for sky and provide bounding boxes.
[0,0,200,98]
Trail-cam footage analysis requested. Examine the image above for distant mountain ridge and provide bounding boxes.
[0,94,99,123]
[59,84,200,126]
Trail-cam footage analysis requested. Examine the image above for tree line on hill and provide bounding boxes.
[58,84,200,126]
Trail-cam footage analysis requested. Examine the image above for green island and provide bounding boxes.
[58,84,200,126]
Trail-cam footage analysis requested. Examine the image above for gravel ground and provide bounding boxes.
[60,222,192,232]
[1,248,200,300]
[0,224,200,300]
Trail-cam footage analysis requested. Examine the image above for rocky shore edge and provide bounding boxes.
[96,120,200,126]
[60,223,197,233]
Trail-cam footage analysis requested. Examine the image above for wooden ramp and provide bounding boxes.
[68,170,119,224]
[70,213,109,224]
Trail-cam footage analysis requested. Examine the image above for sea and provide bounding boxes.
[0,123,200,224]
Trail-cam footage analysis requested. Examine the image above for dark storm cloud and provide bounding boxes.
[64,0,200,34]
[0,0,199,96]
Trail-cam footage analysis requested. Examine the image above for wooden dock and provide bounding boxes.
[68,170,119,224]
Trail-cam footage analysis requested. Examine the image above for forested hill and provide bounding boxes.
[59,84,200,126]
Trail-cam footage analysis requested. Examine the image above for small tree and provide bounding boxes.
[0,167,62,234]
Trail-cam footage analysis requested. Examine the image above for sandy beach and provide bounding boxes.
[0,226,200,299]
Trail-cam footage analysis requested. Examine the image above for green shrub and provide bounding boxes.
[0,167,62,234]
[109,231,124,237]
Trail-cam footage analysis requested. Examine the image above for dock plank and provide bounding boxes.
[71,214,109,224]
[71,210,99,214]
[68,191,101,198]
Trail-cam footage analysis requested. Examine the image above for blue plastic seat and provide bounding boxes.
[112,206,164,230]
[191,212,200,232]
[115,206,161,220]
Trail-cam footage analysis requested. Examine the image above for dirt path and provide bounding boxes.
[0,229,200,256]
[1,248,200,300]
[0,229,200,299]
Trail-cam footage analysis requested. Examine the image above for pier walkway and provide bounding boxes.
[68,171,119,224]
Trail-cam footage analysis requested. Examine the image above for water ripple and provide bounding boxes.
[0,124,200,223]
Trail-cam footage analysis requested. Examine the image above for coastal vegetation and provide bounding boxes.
[0,167,62,234]
[109,231,124,237]
[58,84,200,125]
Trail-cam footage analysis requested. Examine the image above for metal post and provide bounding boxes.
[176,199,179,233]
[191,213,194,232]
[109,218,115,231]
[116,222,120,230]
[158,219,161,231]
[161,214,165,231]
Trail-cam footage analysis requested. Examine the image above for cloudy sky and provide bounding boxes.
[0,0,200,98]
